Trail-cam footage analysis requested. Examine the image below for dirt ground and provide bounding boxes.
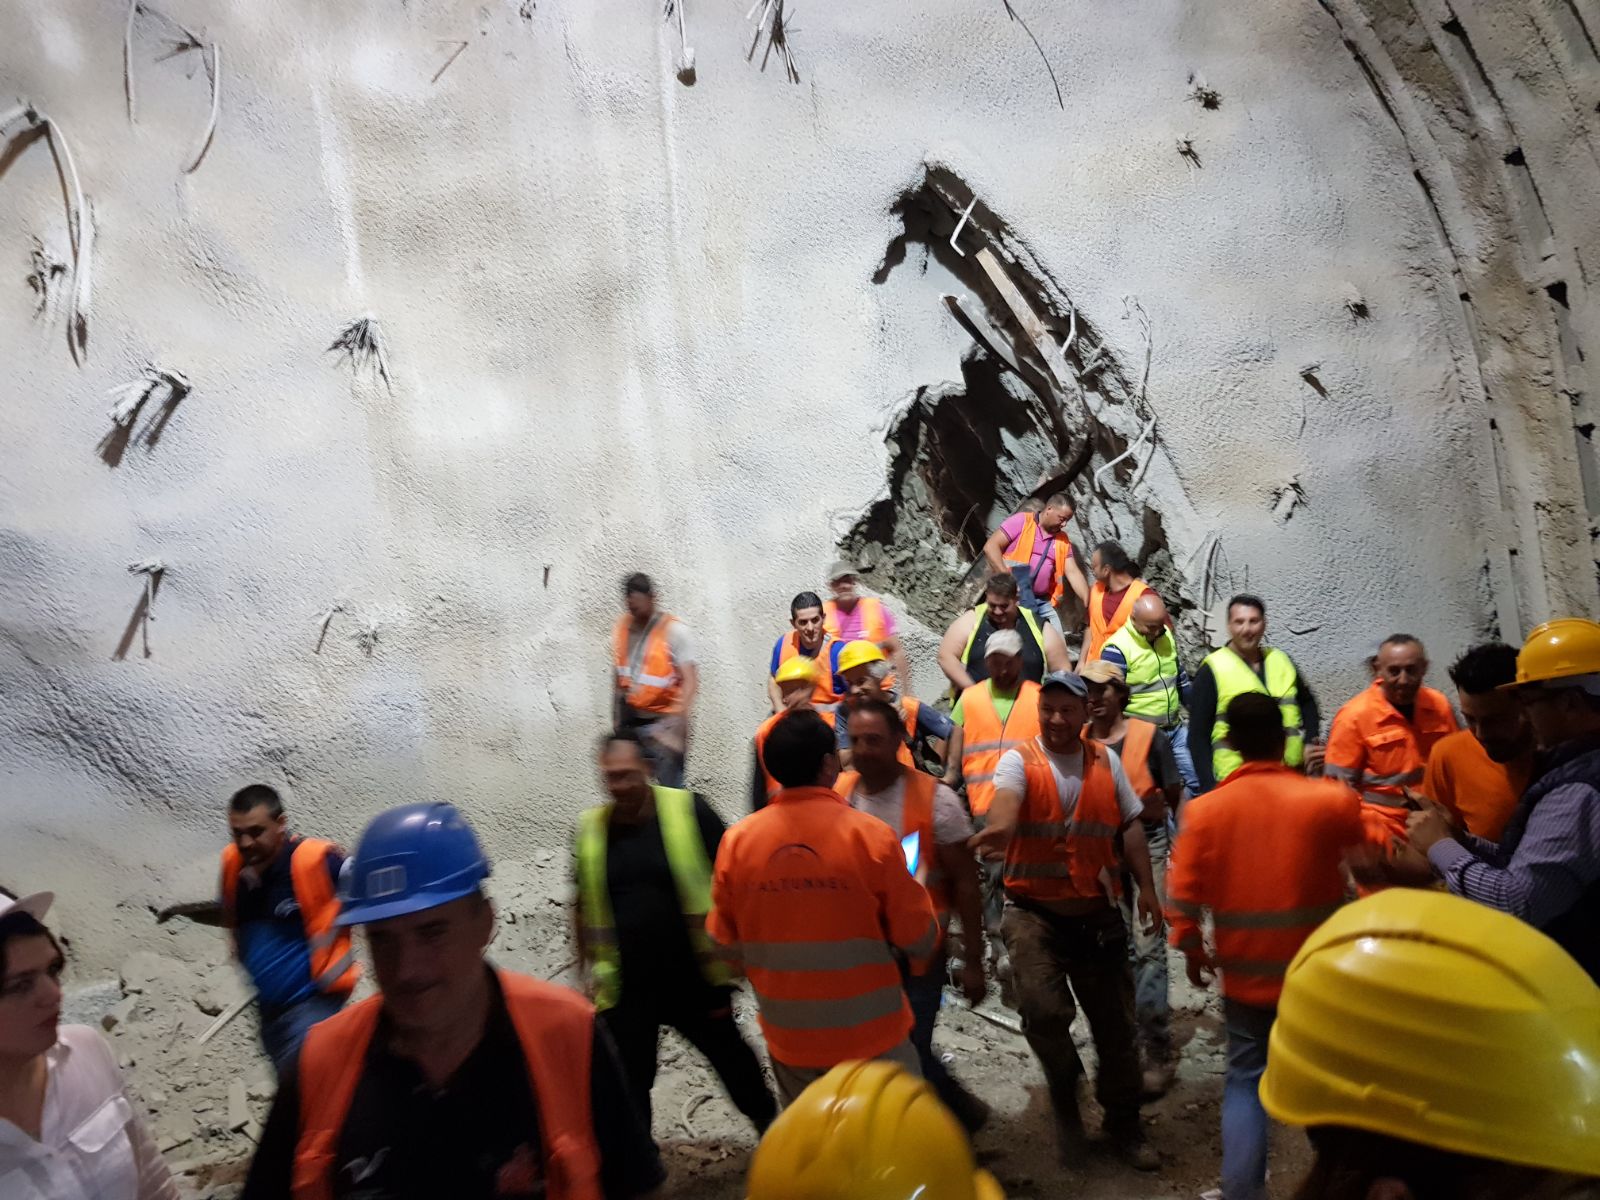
[73,860,1311,1200]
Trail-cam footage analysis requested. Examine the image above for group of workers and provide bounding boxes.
[2,493,1599,1200]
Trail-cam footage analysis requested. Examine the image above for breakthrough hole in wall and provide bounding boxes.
[843,166,1194,636]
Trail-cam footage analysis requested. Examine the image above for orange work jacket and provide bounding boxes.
[705,786,939,1069]
[958,680,1041,816]
[773,632,846,709]
[220,839,359,997]
[1166,761,1364,1006]
[834,767,950,920]
[755,709,838,802]
[1003,512,1073,605]
[1325,681,1458,843]
[291,971,601,1200]
[612,614,683,715]
[1084,579,1150,663]
[1002,739,1123,904]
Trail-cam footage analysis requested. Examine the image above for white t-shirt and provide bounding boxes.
[624,615,697,669]
[993,737,1145,825]
[0,1025,179,1200]
[848,776,974,846]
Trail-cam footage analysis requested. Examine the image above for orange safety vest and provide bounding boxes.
[220,839,359,997]
[1091,719,1158,803]
[291,971,601,1200]
[755,710,838,802]
[1165,762,1362,1006]
[958,681,1042,816]
[705,786,939,1069]
[834,767,950,920]
[1325,681,1458,843]
[1003,739,1123,903]
[1002,513,1072,605]
[774,632,846,708]
[824,597,889,645]
[896,698,922,767]
[612,614,683,715]
[1084,579,1150,663]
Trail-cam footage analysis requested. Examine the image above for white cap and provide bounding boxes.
[985,629,1023,659]
[0,892,53,922]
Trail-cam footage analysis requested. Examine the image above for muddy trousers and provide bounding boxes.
[600,992,778,1135]
[1001,900,1142,1132]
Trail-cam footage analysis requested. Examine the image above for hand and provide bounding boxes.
[1140,796,1168,825]
[1303,740,1327,777]
[1344,842,1390,886]
[1137,888,1164,937]
[959,959,987,1006]
[1185,953,1214,990]
[1406,803,1456,855]
[968,824,1011,863]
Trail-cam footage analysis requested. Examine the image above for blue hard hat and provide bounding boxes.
[336,803,491,927]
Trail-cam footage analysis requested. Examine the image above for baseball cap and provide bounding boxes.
[827,560,860,583]
[1039,671,1088,697]
[1077,660,1125,684]
[984,629,1023,659]
[0,892,54,922]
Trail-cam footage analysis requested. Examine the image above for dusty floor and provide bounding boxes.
[70,860,1312,1200]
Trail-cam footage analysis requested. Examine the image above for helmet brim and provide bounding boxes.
[335,883,483,927]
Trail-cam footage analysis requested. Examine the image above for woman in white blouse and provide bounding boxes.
[0,890,178,1200]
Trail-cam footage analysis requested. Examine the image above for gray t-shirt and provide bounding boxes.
[846,775,974,846]
[993,738,1145,825]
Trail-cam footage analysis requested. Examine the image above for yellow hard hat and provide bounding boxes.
[836,640,886,675]
[774,656,820,686]
[746,1060,1005,1200]
[1508,618,1600,687]
[1260,889,1600,1178]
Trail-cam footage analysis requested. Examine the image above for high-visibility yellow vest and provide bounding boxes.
[1204,645,1305,781]
[1104,623,1181,725]
[575,787,730,1011]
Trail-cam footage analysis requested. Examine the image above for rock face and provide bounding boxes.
[1,0,1596,978]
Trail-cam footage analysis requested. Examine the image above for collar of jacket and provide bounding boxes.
[1216,759,1297,786]
[770,785,850,806]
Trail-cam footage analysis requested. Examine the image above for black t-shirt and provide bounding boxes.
[601,793,727,1011]
[241,968,663,1200]
[965,610,1046,685]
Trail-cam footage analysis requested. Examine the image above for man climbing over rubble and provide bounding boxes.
[219,784,357,1074]
[613,573,698,787]
[833,697,990,1133]
[1082,542,1150,663]
[1098,591,1200,796]
[709,709,939,1105]
[750,657,836,809]
[766,591,845,715]
[834,639,953,771]
[939,573,1070,694]
[243,802,664,1199]
[575,730,776,1138]
[970,671,1162,1171]
[982,493,1089,634]
[823,561,911,693]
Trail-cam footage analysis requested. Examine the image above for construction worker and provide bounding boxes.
[1080,660,1182,1096]
[575,730,776,1137]
[1099,591,1199,795]
[218,784,357,1073]
[1408,618,1600,981]
[970,671,1162,1171]
[746,1061,1006,1200]
[1261,890,1600,1198]
[938,572,1071,694]
[1165,693,1365,1200]
[766,591,845,714]
[1325,634,1457,849]
[835,639,954,770]
[708,709,940,1105]
[1190,594,1322,794]
[945,630,1043,819]
[244,802,663,1199]
[982,493,1090,633]
[612,572,697,787]
[1422,642,1535,840]
[834,697,990,1133]
[1082,541,1149,663]
[823,560,911,692]
[750,657,836,809]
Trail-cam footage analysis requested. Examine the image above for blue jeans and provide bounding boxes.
[1221,998,1275,1200]
[1122,820,1171,1061]
[1009,564,1064,635]
[1168,721,1201,797]
[260,991,347,1074]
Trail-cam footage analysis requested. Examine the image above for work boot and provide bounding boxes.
[942,1081,992,1135]
[1106,1122,1160,1172]
[1140,1058,1177,1100]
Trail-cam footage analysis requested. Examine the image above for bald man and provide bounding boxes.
[1100,593,1199,795]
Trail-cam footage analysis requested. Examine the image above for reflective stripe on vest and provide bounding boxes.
[291,972,601,1200]
[1104,623,1181,724]
[575,787,731,1011]
[220,839,359,997]
[1002,739,1122,901]
[1084,579,1149,663]
[1002,513,1071,605]
[1205,646,1306,781]
[613,613,682,714]
[958,680,1042,816]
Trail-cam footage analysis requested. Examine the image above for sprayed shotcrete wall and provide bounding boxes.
[2,0,1596,976]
